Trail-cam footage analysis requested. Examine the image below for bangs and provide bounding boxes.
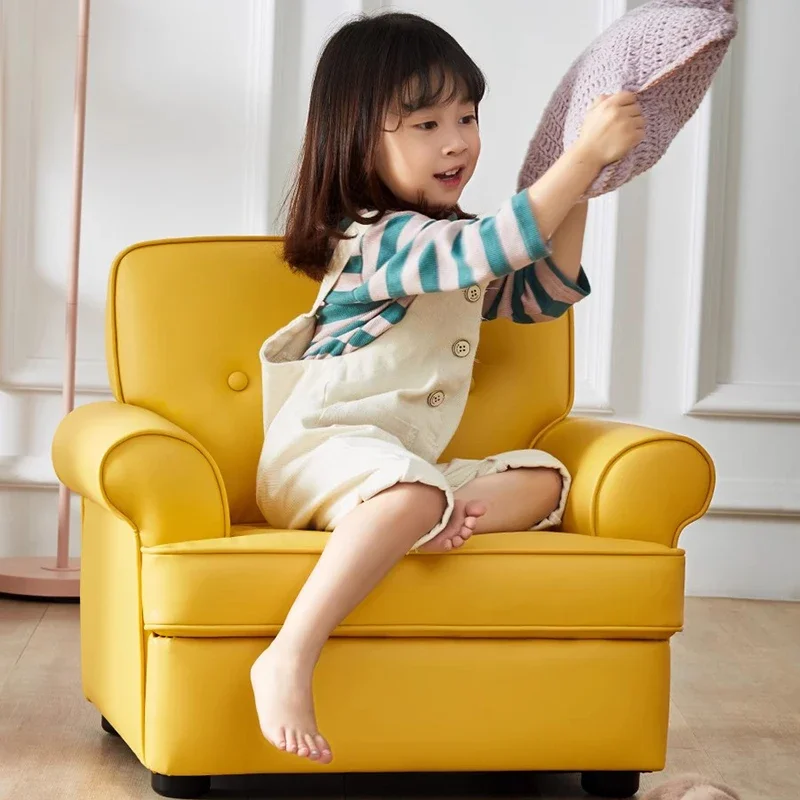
[397,64,484,115]
[385,31,486,117]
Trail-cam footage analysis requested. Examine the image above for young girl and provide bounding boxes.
[252,12,643,765]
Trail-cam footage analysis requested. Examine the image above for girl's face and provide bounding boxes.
[375,87,480,210]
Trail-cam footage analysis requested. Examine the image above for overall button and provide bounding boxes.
[464,285,482,303]
[227,371,249,391]
[452,340,471,358]
[427,390,445,407]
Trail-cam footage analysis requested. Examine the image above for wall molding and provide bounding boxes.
[0,0,37,389]
[0,0,109,393]
[688,382,800,420]
[7,455,798,518]
[571,0,626,416]
[573,192,618,414]
[1,359,110,394]
[598,0,628,28]
[708,478,800,518]
[1,0,278,392]
[0,456,58,490]
[683,45,800,420]
[243,0,276,234]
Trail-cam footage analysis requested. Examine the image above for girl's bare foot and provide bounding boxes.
[417,498,486,553]
[250,646,333,764]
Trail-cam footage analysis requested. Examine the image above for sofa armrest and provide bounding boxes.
[52,402,230,547]
[534,417,715,548]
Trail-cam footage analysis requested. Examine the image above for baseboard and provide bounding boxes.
[682,516,800,601]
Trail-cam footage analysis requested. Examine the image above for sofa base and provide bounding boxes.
[151,773,211,798]
[135,634,670,777]
[145,769,642,799]
[101,716,120,736]
[581,771,640,797]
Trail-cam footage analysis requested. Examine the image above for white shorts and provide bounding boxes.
[261,434,571,550]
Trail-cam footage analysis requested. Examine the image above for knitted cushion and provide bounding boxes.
[517,0,738,198]
[640,774,740,800]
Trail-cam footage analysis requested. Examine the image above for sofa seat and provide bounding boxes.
[141,527,685,640]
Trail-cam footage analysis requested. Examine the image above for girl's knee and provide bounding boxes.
[415,482,450,524]
[518,466,563,515]
[539,468,564,512]
[377,481,448,530]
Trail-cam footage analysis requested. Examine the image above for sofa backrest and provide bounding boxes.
[107,237,574,523]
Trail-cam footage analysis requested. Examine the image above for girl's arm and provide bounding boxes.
[546,200,588,284]
[325,94,640,309]
[524,149,596,246]
[481,201,589,324]
[525,91,641,240]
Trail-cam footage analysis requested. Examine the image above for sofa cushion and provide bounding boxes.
[517,0,738,198]
[141,527,684,639]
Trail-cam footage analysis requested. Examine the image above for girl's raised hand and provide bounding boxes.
[576,91,645,168]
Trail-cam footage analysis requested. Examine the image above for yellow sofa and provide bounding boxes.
[52,237,714,799]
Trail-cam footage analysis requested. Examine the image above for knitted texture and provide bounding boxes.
[517,0,738,198]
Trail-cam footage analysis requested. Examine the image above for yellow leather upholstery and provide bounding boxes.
[106,237,573,523]
[140,530,684,639]
[143,637,671,777]
[106,238,292,525]
[55,401,229,547]
[52,237,714,784]
[535,418,715,548]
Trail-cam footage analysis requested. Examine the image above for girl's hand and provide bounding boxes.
[525,92,643,240]
[576,91,645,168]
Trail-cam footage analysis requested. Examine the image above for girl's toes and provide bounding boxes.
[303,733,319,760]
[451,535,465,548]
[460,526,474,541]
[294,730,309,757]
[444,538,453,551]
[297,731,314,758]
[463,516,477,530]
[465,500,487,518]
[314,734,332,763]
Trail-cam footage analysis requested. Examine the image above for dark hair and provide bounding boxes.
[282,12,486,280]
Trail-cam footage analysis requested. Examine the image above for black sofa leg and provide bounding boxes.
[100,716,119,736]
[151,773,211,798]
[581,771,640,798]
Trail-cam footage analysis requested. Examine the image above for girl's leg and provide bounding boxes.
[250,482,484,763]
[454,467,563,534]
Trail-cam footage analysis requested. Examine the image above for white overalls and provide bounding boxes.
[256,223,571,549]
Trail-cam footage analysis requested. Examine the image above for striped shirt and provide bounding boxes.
[302,189,590,359]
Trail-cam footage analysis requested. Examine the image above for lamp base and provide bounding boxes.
[0,557,80,599]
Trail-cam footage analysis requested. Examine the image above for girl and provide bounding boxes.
[252,12,643,765]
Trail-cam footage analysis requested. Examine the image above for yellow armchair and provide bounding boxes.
[55,402,230,547]
[535,418,714,548]
[53,237,714,799]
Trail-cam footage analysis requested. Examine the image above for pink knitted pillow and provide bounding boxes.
[517,0,738,198]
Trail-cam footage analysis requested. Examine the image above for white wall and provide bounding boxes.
[1,0,797,599]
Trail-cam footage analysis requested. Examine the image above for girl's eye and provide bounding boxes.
[460,114,477,125]
[415,121,437,131]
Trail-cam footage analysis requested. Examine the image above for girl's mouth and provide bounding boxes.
[434,167,465,188]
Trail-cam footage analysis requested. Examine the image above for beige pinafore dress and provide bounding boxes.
[256,222,570,549]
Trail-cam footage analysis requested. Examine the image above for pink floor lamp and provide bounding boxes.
[0,0,90,598]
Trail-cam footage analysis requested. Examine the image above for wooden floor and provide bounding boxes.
[0,597,798,800]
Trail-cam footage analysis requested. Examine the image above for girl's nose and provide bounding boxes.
[443,137,468,157]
